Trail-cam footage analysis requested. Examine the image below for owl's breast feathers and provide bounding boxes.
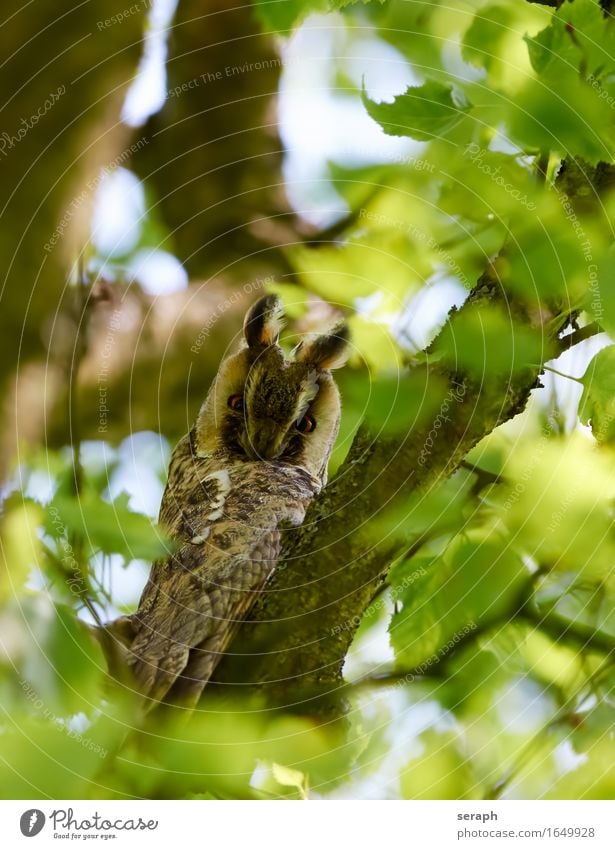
[123,431,320,709]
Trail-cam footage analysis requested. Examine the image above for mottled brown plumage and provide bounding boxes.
[119,295,349,710]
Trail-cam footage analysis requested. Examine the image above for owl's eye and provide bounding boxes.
[228,394,244,412]
[296,412,316,433]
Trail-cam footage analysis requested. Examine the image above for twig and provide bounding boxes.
[459,460,504,488]
[484,653,614,799]
[519,606,615,657]
[347,670,438,692]
[69,258,89,498]
[557,321,604,353]
[526,0,562,7]
[67,257,103,628]
[536,151,550,184]
[301,186,382,246]
[541,364,583,383]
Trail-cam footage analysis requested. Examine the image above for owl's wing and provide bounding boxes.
[127,527,279,709]
[165,529,280,708]
[123,435,316,710]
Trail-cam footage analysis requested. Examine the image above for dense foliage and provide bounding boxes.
[1,0,614,799]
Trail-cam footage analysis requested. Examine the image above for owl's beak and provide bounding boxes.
[240,425,286,461]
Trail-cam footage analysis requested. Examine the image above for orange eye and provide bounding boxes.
[228,394,244,412]
[296,413,316,433]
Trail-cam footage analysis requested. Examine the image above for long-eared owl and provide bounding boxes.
[120,294,349,710]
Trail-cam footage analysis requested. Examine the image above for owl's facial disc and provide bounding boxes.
[232,347,320,461]
[197,295,349,482]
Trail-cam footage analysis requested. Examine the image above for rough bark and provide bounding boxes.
[0,0,143,413]
[215,160,614,706]
[0,0,148,472]
[214,267,559,705]
[7,0,301,455]
[130,0,298,282]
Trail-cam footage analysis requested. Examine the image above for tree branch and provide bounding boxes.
[557,321,605,353]
[214,267,567,704]
[519,608,615,657]
[217,159,615,708]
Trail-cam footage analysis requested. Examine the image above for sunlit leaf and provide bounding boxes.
[432,304,549,377]
[362,81,473,142]
[493,434,615,581]
[253,0,385,32]
[271,763,309,798]
[341,369,448,436]
[46,491,171,561]
[390,532,528,668]
[579,345,615,444]
[0,502,43,602]
[400,730,480,799]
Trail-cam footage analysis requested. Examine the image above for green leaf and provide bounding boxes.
[46,491,171,561]
[0,716,116,799]
[271,763,309,798]
[439,146,539,222]
[253,0,326,32]
[585,245,615,335]
[525,0,615,79]
[0,503,43,602]
[513,0,615,162]
[14,598,105,715]
[330,0,386,9]
[374,469,474,542]
[494,434,615,581]
[400,730,480,799]
[509,69,615,163]
[432,304,549,377]
[460,1,550,90]
[290,228,426,320]
[462,4,516,71]
[341,370,449,437]
[546,738,615,799]
[362,81,472,142]
[504,195,601,303]
[253,0,384,33]
[389,533,528,668]
[534,571,615,642]
[579,345,615,444]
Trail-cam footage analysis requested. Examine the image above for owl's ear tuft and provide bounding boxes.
[244,294,285,348]
[293,321,350,370]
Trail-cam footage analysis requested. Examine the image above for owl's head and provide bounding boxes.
[196,294,349,485]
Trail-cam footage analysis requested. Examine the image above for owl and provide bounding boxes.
[115,294,349,711]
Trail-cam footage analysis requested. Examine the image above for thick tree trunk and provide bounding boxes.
[0,0,144,465]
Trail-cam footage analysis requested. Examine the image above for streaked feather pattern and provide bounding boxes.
[116,295,349,711]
